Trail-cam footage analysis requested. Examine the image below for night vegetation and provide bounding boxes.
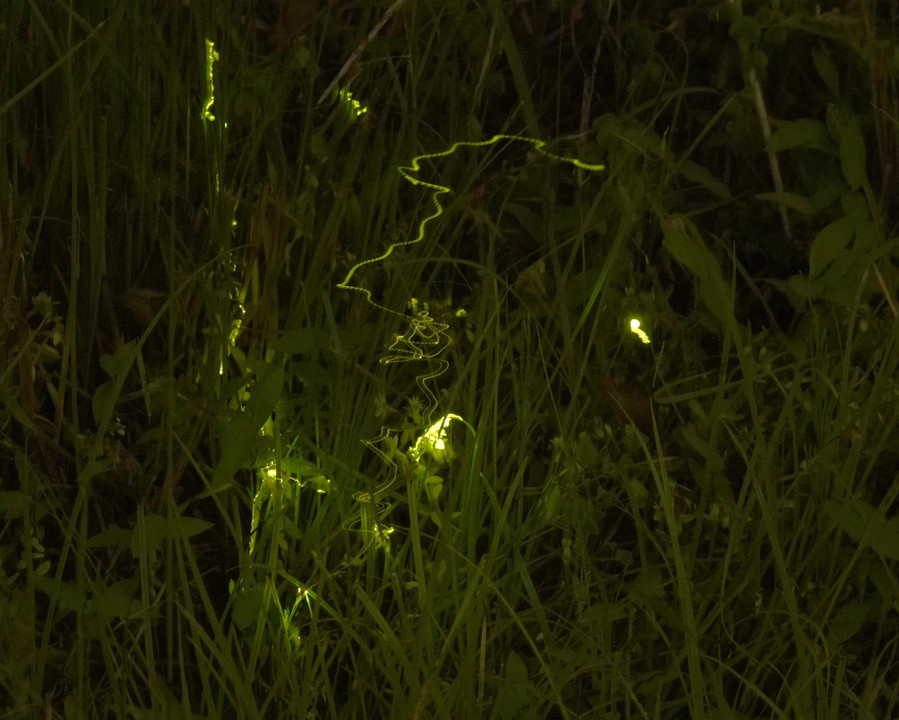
[1,1,898,717]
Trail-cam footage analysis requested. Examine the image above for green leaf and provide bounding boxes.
[34,575,88,614]
[91,592,139,619]
[290,360,333,388]
[245,361,285,427]
[233,583,265,630]
[505,202,541,242]
[273,326,329,355]
[660,214,735,333]
[0,491,31,518]
[92,381,120,428]
[768,119,832,152]
[280,457,325,477]
[553,205,584,233]
[729,16,761,45]
[755,192,814,215]
[424,474,443,504]
[99,341,137,380]
[661,215,709,277]
[92,589,144,619]
[806,209,873,306]
[840,191,867,215]
[170,516,213,539]
[681,161,731,200]
[542,484,561,524]
[812,48,840,95]
[808,215,854,279]
[87,525,132,548]
[129,513,211,558]
[824,497,899,561]
[829,596,881,645]
[817,253,867,307]
[810,177,846,212]
[77,458,113,486]
[131,513,171,558]
[565,265,603,307]
[575,432,600,469]
[622,124,666,159]
[629,564,665,606]
[580,601,627,630]
[594,112,667,158]
[213,361,285,489]
[498,651,531,720]
[839,115,867,191]
[306,474,331,493]
[786,273,823,300]
[1,394,38,433]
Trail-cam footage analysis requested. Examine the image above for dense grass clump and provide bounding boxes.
[1,1,898,718]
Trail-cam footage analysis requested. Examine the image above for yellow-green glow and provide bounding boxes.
[201,38,219,122]
[259,461,330,494]
[629,318,651,344]
[349,494,395,558]
[373,523,394,549]
[336,135,602,559]
[339,88,368,117]
[228,301,245,348]
[411,413,464,463]
[337,135,605,318]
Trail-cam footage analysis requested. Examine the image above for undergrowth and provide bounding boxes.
[1,1,898,718]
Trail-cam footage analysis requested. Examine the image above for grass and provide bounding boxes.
[1,0,899,718]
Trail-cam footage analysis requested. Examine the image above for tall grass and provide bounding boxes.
[2,1,898,718]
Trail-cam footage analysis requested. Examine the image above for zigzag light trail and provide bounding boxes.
[337,132,606,558]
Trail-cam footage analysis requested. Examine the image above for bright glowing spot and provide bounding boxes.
[295,584,314,612]
[228,311,244,347]
[373,523,394,552]
[411,413,464,463]
[201,39,219,122]
[629,318,651,344]
[339,88,368,117]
